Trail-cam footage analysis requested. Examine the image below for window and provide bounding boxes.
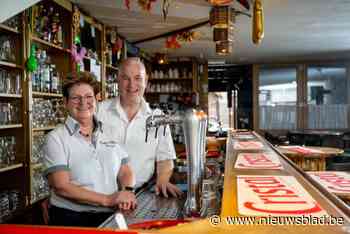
[208,92,230,132]
[307,65,349,129]
[258,66,297,129]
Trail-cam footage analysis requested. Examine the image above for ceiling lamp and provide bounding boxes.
[209,6,235,28]
[216,41,232,55]
[155,53,168,64]
[213,26,234,42]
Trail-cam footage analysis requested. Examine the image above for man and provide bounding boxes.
[97,58,182,198]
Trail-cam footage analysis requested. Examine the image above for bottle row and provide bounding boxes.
[31,169,49,203]
[0,69,21,95]
[0,190,22,222]
[151,68,192,79]
[146,82,192,93]
[32,49,61,94]
[0,102,20,125]
[33,4,64,46]
[0,35,16,63]
[32,98,65,128]
[1,14,21,31]
[32,134,46,164]
[0,136,16,166]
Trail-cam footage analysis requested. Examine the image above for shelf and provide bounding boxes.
[0,24,20,34]
[31,36,70,53]
[0,93,22,98]
[32,92,63,98]
[0,163,23,173]
[32,126,56,131]
[0,61,23,69]
[106,64,119,72]
[31,162,44,170]
[0,124,22,129]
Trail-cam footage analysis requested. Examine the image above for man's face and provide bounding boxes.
[64,83,96,121]
[118,62,147,104]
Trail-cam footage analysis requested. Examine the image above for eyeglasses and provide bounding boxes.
[69,95,95,104]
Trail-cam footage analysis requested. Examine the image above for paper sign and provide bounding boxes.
[308,171,350,194]
[234,141,264,150]
[279,146,323,154]
[235,153,283,170]
[237,175,327,216]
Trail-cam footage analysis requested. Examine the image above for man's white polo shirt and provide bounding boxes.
[97,96,176,188]
[43,115,128,212]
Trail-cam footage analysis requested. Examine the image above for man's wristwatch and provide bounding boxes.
[123,186,135,193]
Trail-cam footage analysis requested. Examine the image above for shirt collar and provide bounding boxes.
[110,96,152,119]
[65,115,103,136]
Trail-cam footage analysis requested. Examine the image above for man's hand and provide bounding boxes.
[155,180,183,198]
[115,191,137,211]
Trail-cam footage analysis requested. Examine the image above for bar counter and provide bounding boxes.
[96,131,350,233]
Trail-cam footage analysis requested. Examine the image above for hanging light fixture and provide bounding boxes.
[155,53,168,64]
[252,0,264,44]
[213,26,234,42]
[209,6,235,28]
[216,41,232,55]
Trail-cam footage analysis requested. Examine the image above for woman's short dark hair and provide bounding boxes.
[62,72,100,98]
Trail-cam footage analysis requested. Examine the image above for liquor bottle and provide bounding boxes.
[50,65,59,93]
[51,13,60,45]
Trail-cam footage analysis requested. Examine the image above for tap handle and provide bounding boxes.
[145,129,149,142]
[155,127,158,138]
[163,125,167,136]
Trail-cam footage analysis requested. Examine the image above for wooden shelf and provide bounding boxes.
[0,163,23,173]
[0,61,23,69]
[0,93,22,98]
[32,126,56,131]
[32,92,63,98]
[0,24,20,34]
[106,64,119,72]
[0,124,22,129]
[31,36,70,53]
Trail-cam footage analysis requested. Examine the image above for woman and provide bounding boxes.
[43,72,136,227]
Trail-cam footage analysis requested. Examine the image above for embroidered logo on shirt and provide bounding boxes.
[100,140,119,147]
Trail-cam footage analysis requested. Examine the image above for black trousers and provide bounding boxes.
[49,205,113,227]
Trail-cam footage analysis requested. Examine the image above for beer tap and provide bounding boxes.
[145,108,208,217]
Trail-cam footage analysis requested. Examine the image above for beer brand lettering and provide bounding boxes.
[234,141,264,150]
[237,176,327,216]
[308,172,350,193]
[235,153,282,169]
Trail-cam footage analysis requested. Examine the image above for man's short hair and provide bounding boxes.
[62,72,100,98]
[119,57,146,76]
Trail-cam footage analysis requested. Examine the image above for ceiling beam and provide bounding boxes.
[132,19,210,45]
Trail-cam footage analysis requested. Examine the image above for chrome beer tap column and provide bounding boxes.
[182,109,208,217]
[144,108,208,217]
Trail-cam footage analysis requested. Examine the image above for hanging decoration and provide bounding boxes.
[138,0,157,11]
[71,36,87,73]
[124,0,131,10]
[26,44,38,72]
[177,31,201,43]
[207,0,233,5]
[237,0,250,10]
[112,37,123,54]
[72,5,81,39]
[162,0,172,21]
[165,35,181,49]
[252,0,264,44]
